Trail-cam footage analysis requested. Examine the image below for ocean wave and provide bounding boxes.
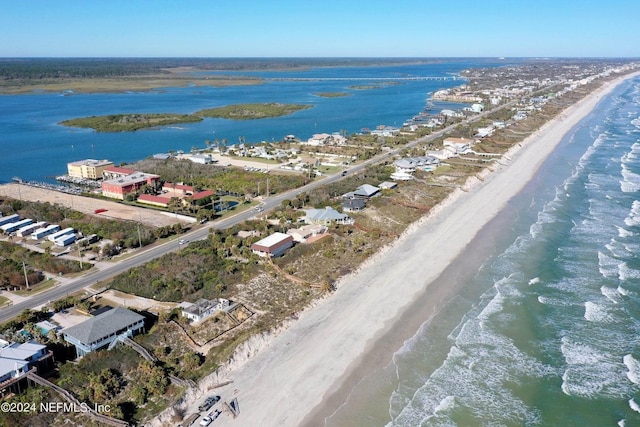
[537,295,574,307]
[629,398,640,414]
[584,301,615,323]
[601,286,622,304]
[619,262,640,281]
[623,200,640,227]
[616,225,635,238]
[620,163,640,192]
[528,277,541,285]
[598,251,621,279]
[617,286,631,296]
[560,337,630,398]
[623,354,640,385]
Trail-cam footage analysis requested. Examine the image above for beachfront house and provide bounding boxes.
[343,184,380,200]
[443,137,473,156]
[251,232,295,258]
[303,207,354,226]
[342,198,366,212]
[394,156,440,175]
[0,340,54,394]
[286,224,328,243]
[61,307,145,358]
[180,298,231,323]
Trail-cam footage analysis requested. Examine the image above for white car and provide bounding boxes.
[178,239,188,245]
[199,416,212,426]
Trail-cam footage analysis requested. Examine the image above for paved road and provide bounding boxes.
[0,91,539,324]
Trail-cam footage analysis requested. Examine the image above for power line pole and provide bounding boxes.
[22,261,29,289]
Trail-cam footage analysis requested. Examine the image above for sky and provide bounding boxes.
[2,0,639,58]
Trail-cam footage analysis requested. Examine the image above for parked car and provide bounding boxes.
[198,395,220,412]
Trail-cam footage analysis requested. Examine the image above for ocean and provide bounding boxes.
[323,77,640,426]
[0,59,498,184]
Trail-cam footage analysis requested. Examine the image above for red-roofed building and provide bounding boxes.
[101,172,160,200]
[192,190,214,201]
[102,166,136,180]
[138,194,172,208]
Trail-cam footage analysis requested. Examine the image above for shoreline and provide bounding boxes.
[178,72,640,427]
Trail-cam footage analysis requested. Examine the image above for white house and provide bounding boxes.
[394,156,440,175]
[287,224,328,243]
[443,137,473,155]
[181,298,231,323]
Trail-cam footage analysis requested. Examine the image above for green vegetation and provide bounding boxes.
[59,103,313,132]
[196,103,312,120]
[0,242,87,289]
[60,113,202,132]
[315,92,350,98]
[134,157,307,197]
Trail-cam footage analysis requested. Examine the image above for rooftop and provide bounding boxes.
[61,307,144,345]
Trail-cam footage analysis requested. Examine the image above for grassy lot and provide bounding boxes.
[12,278,56,296]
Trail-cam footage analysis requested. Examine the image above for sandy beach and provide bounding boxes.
[154,73,638,427]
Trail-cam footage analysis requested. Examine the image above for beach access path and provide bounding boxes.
[155,72,639,427]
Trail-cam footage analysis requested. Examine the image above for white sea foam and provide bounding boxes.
[560,337,630,398]
[433,395,455,414]
[617,286,631,296]
[624,200,640,226]
[619,262,640,281]
[601,286,621,304]
[528,277,540,285]
[629,398,640,414]
[598,251,620,279]
[584,301,614,323]
[620,163,640,192]
[618,420,626,427]
[623,354,640,385]
[616,225,635,237]
[537,296,573,307]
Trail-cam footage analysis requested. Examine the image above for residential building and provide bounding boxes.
[287,224,328,243]
[180,298,231,323]
[343,184,380,200]
[394,156,440,175]
[250,232,294,258]
[304,207,354,226]
[61,307,145,357]
[443,137,473,155]
[379,181,398,190]
[0,340,54,393]
[101,172,160,200]
[342,199,366,212]
[67,159,114,180]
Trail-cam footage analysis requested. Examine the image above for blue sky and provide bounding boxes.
[2,0,639,57]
